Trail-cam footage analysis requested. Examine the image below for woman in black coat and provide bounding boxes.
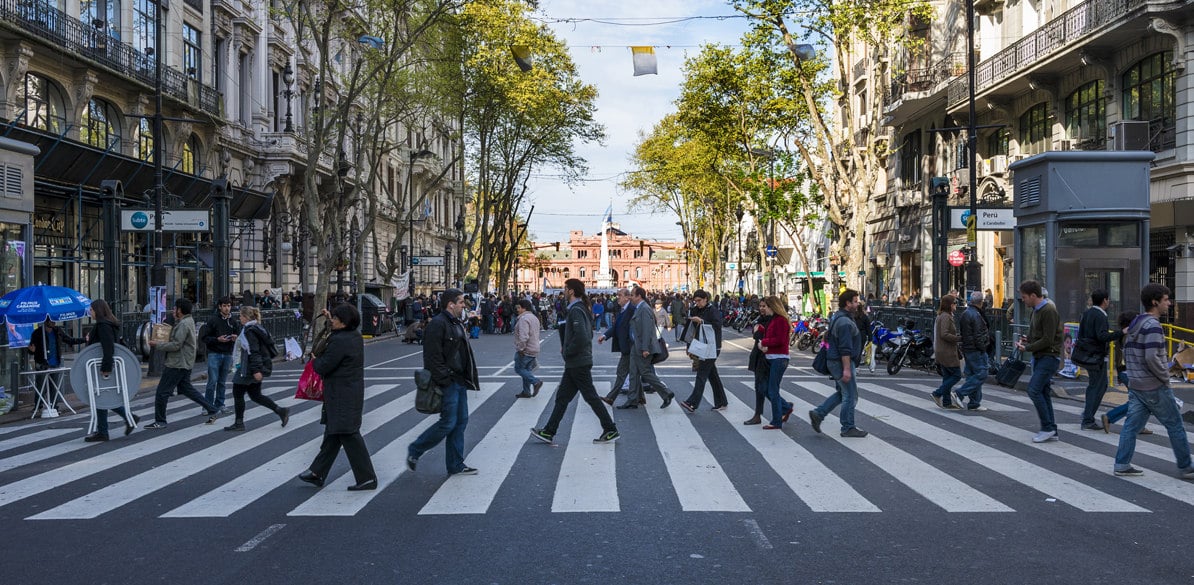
[84,300,140,442]
[299,303,377,491]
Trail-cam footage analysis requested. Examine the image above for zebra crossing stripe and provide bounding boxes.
[0,429,77,454]
[288,382,504,517]
[877,382,1194,507]
[552,383,619,513]
[162,386,418,518]
[808,381,1146,512]
[776,387,1014,512]
[418,385,555,515]
[713,384,877,512]
[0,438,93,476]
[646,390,751,513]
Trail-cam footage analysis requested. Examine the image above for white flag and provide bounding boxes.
[392,271,411,301]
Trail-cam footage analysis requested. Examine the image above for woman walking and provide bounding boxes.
[224,306,289,431]
[742,308,774,425]
[758,296,794,430]
[299,304,377,491]
[83,300,140,442]
[930,295,963,409]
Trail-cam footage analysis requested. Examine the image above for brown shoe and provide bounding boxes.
[601,396,615,406]
[532,381,543,397]
[1140,427,1153,435]
[742,417,761,425]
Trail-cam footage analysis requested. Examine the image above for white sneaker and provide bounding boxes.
[1032,430,1059,443]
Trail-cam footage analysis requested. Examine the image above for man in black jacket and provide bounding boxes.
[531,279,620,445]
[1078,289,1123,430]
[598,288,637,405]
[407,289,480,475]
[203,298,241,413]
[955,291,990,410]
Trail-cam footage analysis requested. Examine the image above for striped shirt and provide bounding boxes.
[1123,313,1169,391]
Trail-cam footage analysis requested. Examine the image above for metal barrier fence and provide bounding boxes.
[869,302,1020,360]
[119,308,306,358]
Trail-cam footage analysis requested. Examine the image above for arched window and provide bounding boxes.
[135,118,153,161]
[1018,102,1050,155]
[19,73,66,133]
[181,134,200,174]
[1065,80,1105,147]
[1122,52,1176,150]
[635,267,642,279]
[80,97,120,149]
[579,267,586,278]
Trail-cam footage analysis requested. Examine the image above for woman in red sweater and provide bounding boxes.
[758,296,794,429]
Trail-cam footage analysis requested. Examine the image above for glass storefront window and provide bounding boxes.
[0,223,26,297]
[1021,224,1046,284]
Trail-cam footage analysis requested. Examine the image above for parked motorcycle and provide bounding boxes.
[887,321,937,375]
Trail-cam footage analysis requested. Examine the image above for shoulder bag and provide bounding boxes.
[812,314,843,376]
[414,369,443,414]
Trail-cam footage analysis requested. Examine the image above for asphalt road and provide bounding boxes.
[2,325,1192,585]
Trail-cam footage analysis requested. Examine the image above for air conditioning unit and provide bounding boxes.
[978,158,991,176]
[1110,120,1150,150]
[990,155,1008,174]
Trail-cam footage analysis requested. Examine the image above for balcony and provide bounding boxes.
[0,0,221,115]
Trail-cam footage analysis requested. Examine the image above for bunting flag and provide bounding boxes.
[511,45,533,72]
[631,46,657,76]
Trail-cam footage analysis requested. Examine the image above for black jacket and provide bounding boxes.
[689,304,723,349]
[29,325,84,367]
[957,305,990,353]
[203,312,241,354]
[1078,305,1122,359]
[560,300,594,368]
[422,312,479,390]
[748,314,773,373]
[602,302,636,354]
[86,320,120,374]
[234,324,275,383]
[314,329,366,434]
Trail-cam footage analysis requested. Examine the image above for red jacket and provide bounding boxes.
[760,316,790,356]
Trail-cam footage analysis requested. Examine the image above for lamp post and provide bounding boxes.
[735,205,744,297]
[407,149,436,295]
[444,243,452,288]
[964,0,982,296]
[282,62,295,133]
[454,212,466,288]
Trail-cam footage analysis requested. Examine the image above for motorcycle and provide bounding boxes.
[887,321,937,375]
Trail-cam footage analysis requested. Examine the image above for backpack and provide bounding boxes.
[248,325,277,377]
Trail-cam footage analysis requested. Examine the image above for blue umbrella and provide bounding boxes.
[0,285,93,324]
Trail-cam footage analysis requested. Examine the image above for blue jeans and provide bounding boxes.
[1113,386,1192,472]
[932,365,962,404]
[955,351,987,405]
[205,352,232,410]
[764,358,791,426]
[409,382,470,473]
[817,360,858,432]
[514,352,541,394]
[1025,355,1060,432]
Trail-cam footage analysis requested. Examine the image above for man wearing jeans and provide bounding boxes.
[955,291,990,410]
[512,299,543,398]
[202,298,240,413]
[1015,280,1063,443]
[1113,284,1194,478]
[810,289,867,438]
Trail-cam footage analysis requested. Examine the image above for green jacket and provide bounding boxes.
[1024,301,1062,358]
[157,315,198,370]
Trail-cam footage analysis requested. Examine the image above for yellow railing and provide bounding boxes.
[1162,323,1194,357]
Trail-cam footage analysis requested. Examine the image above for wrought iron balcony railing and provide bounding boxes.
[887,52,965,104]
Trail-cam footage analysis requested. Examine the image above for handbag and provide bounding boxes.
[687,324,718,360]
[1070,338,1102,368]
[651,338,669,364]
[812,314,844,376]
[414,368,443,414]
[294,360,324,401]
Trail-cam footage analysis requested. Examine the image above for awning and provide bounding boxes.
[5,123,273,220]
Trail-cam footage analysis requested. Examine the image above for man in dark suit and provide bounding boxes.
[598,288,637,405]
[621,286,674,409]
[1078,289,1123,431]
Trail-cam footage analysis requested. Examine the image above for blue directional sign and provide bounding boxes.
[765,245,778,258]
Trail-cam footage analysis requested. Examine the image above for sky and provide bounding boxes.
[523,0,753,245]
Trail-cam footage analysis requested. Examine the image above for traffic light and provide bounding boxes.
[930,177,950,200]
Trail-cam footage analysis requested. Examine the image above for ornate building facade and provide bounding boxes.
[523,225,687,292]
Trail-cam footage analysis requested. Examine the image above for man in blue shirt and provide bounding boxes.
[810,289,868,438]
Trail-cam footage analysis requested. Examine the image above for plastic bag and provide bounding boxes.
[284,337,302,361]
[295,360,324,401]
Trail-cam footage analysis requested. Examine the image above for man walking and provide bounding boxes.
[955,291,990,410]
[621,286,674,409]
[810,290,868,438]
[598,288,637,406]
[513,299,544,398]
[680,289,727,412]
[202,298,241,413]
[407,289,480,475]
[1076,290,1123,430]
[1016,280,1064,443]
[530,279,620,444]
[144,299,221,429]
[1112,284,1193,478]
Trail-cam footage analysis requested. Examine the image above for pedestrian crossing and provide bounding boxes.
[1,373,1192,521]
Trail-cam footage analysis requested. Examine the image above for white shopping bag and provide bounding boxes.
[687,324,719,360]
[284,337,302,361]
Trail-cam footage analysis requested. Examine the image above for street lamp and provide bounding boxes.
[454,212,466,287]
[407,149,436,294]
[735,205,744,297]
[444,243,452,288]
[282,62,295,132]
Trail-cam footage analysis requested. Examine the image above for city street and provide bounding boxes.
[1,327,1192,585]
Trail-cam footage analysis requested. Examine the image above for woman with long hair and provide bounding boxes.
[224,306,289,431]
[931,295,963,409]
[743,307,774,425]
[757,296,794,430]
[83,300,140,441]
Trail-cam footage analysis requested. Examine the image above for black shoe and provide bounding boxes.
[1081,422,1104,431]
[143,422,167,430]
[298,470,324,487]
[347,478,378,491]
[529,428,555,444]
[514,392,533,398]
[224,422,246,432]
[601,396,615,406]
[406,455,418,472]
[679,400,696,414]
[205,411,220,424]
[809,410,823,434]
[841,427,869,438]
[661,393,673,409]
[279,407,291,427]
[125,414,141,436]
[616,403,639,409]
[593,430,620,444]
[453,466,478,476]
[83,432,109,442]
[1114,466,1144,476]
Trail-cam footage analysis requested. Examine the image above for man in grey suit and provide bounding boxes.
[619,286,674,409]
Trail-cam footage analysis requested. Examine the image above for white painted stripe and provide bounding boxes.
[367,349,424,368]
[234,524,285,552]
[776,387,1012,512]
[877,382,1194,508]
[288,382,504,517]
[807,382,1145,512]
[711,384,876,512]
[647,392,750,512]
[0,439,93,476]
[163,386,417,518]
[743,518,773,550]
[552,382,619,513]
[418,385,554,515]
[0,429,77,454]
[881,381,1024,412]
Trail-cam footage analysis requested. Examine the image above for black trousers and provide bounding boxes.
[309,431,376,484]
[686,359,727,408]
[544,366,617,436]
[232,382,282,422]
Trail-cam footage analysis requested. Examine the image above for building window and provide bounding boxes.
[133,0,157,62]
[81,0,121,39]
[135,118,153,161]
[181,134,200,174]
[80,97,120,149]
[19,73,66,133]
[1065,80,1105,147]
[579,267,586,278]
[635,267,642,279]
[239,52,253,126]
[985,128,1010,157]
[1018,102,1050,155]
[899,130,921,186]
[183,23,201,81]
[1122,52,1176,150]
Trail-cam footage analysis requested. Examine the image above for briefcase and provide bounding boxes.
[996,349,1027,388]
